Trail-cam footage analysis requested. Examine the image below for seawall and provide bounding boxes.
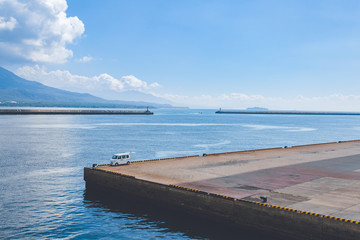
[0,109,153,115]
[84,141,360,239]
[215,110,360,115]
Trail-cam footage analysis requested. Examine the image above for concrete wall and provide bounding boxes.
[0,109,153,115]
[84,167,360,240]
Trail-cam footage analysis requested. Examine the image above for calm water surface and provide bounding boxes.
[1,109,360,239]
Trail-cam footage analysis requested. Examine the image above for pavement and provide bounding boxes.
[98,140,360,221]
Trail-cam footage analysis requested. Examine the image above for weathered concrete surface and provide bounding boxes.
[84,140,360,239]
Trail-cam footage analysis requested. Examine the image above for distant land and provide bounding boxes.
[246,107,269,111]
[0,66,172,108]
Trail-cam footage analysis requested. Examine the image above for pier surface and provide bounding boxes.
[85,140,360,239]
[0,109,153,115]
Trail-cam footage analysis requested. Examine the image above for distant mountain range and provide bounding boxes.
[0,66,172,108]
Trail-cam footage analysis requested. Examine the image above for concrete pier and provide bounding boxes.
[215,110,360,115]
[0,109,153,115]
[84,140,360,239]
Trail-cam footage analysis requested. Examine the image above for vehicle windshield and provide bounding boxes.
[112,155,117,159]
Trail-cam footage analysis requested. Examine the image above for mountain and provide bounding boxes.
[105,90,171,105]
[0,66,171,108]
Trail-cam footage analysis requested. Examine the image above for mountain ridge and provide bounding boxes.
[0,66,171,108]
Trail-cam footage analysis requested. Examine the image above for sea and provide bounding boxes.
[1,108,360,239]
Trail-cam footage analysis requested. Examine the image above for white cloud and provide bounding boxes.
[153,92,360,111]
[15,65,161,100]
[78,56,93,63]
[295,94,360,102]
[0,0,84,63]
[121,75,160,89]
[153,92,281,108]
[220,93,267,101]
[149,82,161,88]
[0,16,17,30]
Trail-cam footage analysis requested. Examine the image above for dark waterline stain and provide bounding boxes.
[83,188,290,240]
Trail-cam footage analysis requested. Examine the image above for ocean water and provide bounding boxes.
[1,108,360,239]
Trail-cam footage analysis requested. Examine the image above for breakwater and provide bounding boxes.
[0,109,153,115]
[84,140,360,240]
[215,110,360,115]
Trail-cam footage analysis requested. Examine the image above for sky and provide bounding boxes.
[1,0,360,110]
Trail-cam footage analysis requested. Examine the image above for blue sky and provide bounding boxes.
[1,0,360,110]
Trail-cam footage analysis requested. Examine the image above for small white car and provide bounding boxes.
[110,152,131,166]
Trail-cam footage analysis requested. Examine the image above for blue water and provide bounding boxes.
[1,109,360,239]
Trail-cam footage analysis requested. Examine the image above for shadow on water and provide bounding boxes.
[84,187,290,240]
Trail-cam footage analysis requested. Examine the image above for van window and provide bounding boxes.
[126,155,129,158]
[112,155,117,159]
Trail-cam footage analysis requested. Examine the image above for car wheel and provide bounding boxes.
[115,162,119,166]
[127,161,130,165]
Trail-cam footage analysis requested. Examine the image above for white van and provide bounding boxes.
[110,152,131,166]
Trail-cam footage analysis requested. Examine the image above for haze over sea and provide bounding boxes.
[1,108,360,239]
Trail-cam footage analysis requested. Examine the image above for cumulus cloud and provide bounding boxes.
[219,93,269,101]
[118,75,160,89]
[152,92,282,108]
[0,0,84,63]
[0,16,17,30]
[152,91,360,111]
[15,65,161,100]
[77,56,93,63]
[295,94,360,102]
